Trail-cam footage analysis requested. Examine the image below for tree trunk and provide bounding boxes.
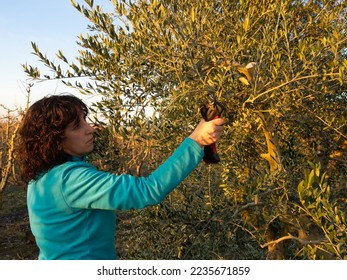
[0,121,21,209]
[259,111,284,259]
[259,112,283,172]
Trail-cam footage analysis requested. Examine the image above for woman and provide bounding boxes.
[17,94,225,260]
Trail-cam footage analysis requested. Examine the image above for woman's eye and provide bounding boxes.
[73,122,81,129]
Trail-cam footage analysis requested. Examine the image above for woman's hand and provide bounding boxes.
[188,118,225,148]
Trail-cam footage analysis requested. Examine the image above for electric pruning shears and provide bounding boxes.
[200,95,225,164]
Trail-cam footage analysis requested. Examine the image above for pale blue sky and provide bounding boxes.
[0,0,113,115]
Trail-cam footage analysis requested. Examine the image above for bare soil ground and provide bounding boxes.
[0,185,38,259]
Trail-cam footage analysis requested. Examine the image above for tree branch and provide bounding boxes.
[243,73,338,107]
[260,233,327,249]
[232,202,264,219]
[298,104,347,139]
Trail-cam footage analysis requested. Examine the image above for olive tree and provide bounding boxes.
[24,0,346,259]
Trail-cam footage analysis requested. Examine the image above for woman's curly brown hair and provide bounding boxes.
[17,94,89,183]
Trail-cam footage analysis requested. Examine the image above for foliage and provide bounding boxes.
[297,162,347,259]
[22,0,346,259]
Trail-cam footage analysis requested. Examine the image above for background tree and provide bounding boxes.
[0,84,30,209]
[24,0,346,259]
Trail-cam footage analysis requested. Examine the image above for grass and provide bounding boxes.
[0,184,38,260]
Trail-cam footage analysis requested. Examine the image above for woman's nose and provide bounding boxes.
[87,123,96,134]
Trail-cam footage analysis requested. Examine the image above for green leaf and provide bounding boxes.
[243,15,250,32]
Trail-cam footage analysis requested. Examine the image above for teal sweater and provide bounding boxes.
[27,138,203,260]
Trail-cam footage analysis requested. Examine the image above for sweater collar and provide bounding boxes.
[69,155,86,162]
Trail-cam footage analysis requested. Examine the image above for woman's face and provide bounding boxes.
[60,113,95,157]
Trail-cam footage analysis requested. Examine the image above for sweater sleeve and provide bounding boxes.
[60,138,203,210]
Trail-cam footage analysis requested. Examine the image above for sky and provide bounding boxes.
[0,0,114,116]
